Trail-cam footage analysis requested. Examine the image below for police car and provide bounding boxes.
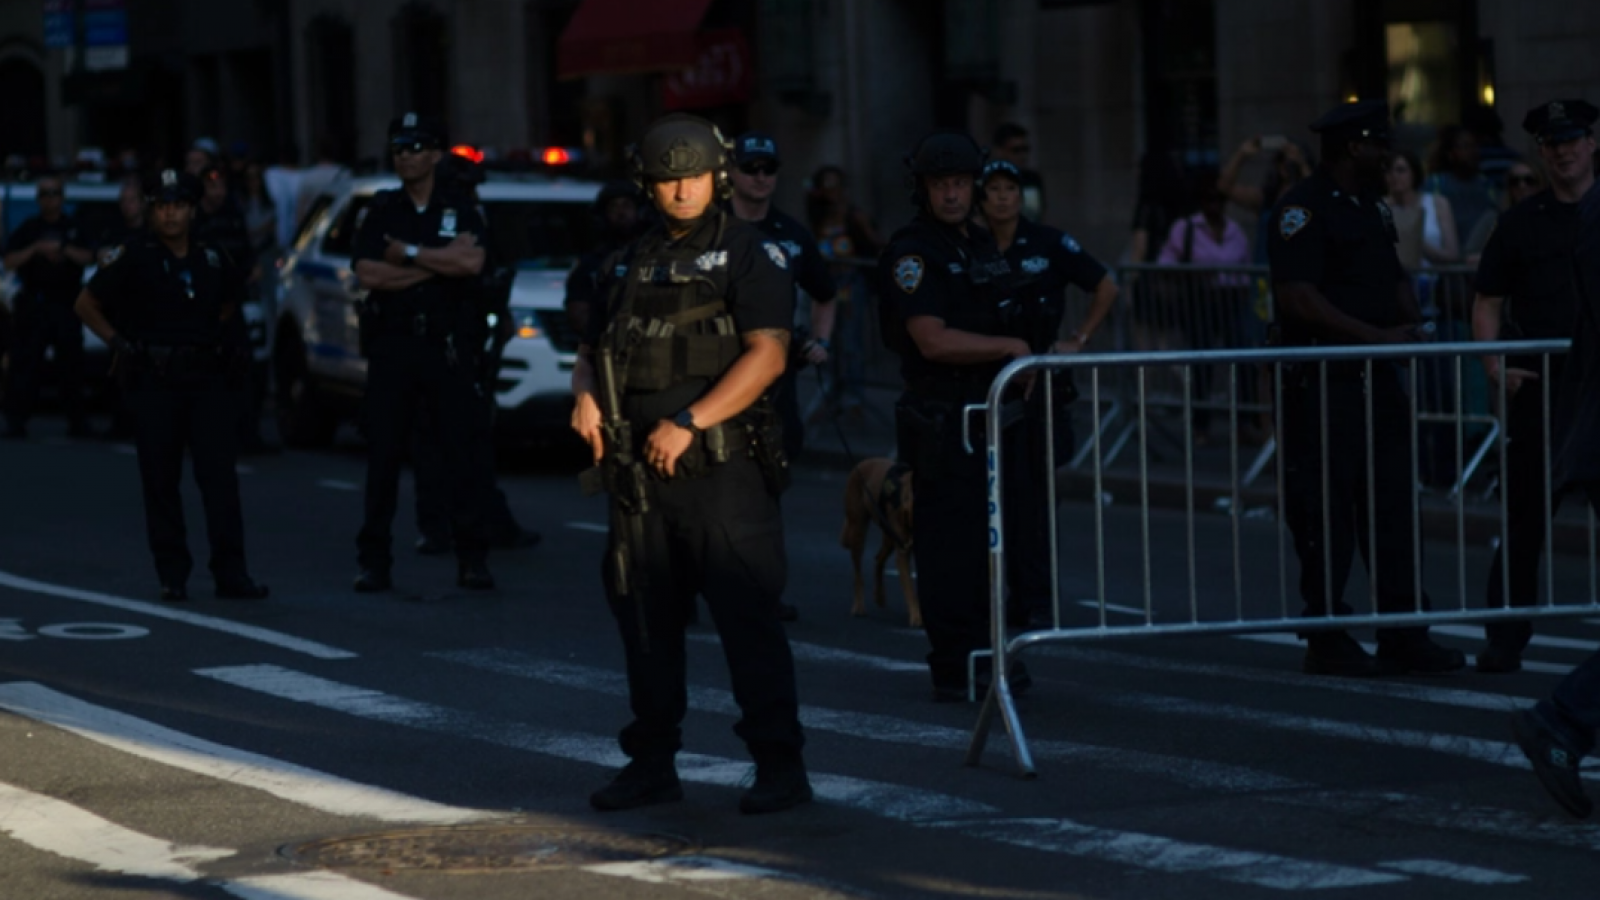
[0,178,125,380]
[274,171,598,446]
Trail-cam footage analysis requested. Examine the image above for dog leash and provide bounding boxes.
[810,362,860,467]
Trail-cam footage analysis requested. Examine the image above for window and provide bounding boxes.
[1140,0,1219,169]
[292,195,335,253]
[320,197,371,257]
[1386,21,1459,127]
[482,200,598,270]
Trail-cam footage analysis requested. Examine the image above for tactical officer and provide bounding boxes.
[1268,100,1463,676]
[4,174,94,439]
[72,170,268,602]
[412,150,540,555]
[727,131,837,464]
[882,131,1035,701]
[351,112,494,593]
[571,113,810,814]
[978,158,1119,630]
[565,181,646,341]
[1471,99,1597,674]
[195,165,273,454]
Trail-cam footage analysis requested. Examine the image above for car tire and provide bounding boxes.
[274,328,339,449]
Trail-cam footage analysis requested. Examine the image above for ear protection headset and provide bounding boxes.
[903,130,988,207]
[628,114,734,201]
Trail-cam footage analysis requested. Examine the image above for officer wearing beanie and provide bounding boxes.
[350,112,495,594]
[881,131,1034,702]
[1268,100,1464,677]
[571,114,811,815]
[73,169,269,602]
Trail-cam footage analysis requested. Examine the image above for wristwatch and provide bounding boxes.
[403,244,419,265]
[672,408,701,435]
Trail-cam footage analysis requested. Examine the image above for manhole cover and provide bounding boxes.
[291,824,693,872]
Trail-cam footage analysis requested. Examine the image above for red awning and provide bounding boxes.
[557,0,715,81]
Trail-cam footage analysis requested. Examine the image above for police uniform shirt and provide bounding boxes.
[1474,189,1580,341]
[1006,218,1107,309]
[882,215,1011,386]
[352,185,485,319]
[8,214,87,303]
[1267,168,1407,340]
[744,207,836,303]
[87,239,246,347]
[587,213,793,422]
[195,197,257,274]
[1551,182,1600,487]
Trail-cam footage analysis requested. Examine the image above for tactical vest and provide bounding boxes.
[600,215,745,393]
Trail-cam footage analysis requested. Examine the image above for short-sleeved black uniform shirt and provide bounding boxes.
[88,238,247,347]
[352,184,485,325]
[1474,189,1580,342]
[1004,217,1107,340]
[588,211,794,423]
[9,215,88,304]
[880,214,1013,388]
[196,197,256,275]
[742,206,836,304]
[1267,168,1407,344]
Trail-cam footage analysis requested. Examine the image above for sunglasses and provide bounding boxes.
[1507,174,1539,187]
[390,140,438,156]
[740,162,779,177]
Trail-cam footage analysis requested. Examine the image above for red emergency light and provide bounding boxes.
[541,147,572,166]
[450,144,484,164]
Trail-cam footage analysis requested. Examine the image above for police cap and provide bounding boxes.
[1522,99,1598,145]
[905,131,985,178]
[979,159,1022,188]
[635,114,729,182]
[387,111,447,149]
[732,131,780,166]
[1309,99,1391,144]
[143,168,202,205]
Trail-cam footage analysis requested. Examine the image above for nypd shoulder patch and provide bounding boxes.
[1279,206,1312,240]
[763,241,788,270]
[1061,234,1081,253]
[894,255,925,294]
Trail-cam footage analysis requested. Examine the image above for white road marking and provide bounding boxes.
[585,856,787,885]
[0,781,235,879]
[1232,632,1574,673]
[35,622,148,640]
[194,664,990,822]
[197,665,1409,890]
[1376,858,1527,884]
[926,817,1402,890]
[435,648,1599,858]
[316,479,361,491]
[565,521,609,534]
[0,781,419,899]
[1429,623,1597,652]
[0,618,35,641]
[688,632,924,673]
[0,569,356,660]
[0,682,491,824]
[221,872,418,900]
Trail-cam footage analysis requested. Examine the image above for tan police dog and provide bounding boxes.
[841,458,920,627]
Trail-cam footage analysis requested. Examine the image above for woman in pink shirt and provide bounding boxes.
[1156,182,1255,444]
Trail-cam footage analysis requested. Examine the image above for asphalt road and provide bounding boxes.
[4,417,1600,900]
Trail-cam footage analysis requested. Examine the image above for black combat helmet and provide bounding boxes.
[633,114,730,183]
[905,131,986,178]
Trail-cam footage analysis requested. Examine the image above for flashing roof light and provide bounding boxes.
[451,144,485,164]
[541,147,573,166]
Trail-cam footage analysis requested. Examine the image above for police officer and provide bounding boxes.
[195,165,273,454]
[4,173,94,439]
[565,181,646,341]
[977,158,1119,630]
[882,131,1035,701]
[351,112,494,593]
[94,176,149,440]
[571,113,810,814]
[1268,100,1463,676]
[1470,99,1597,674]
[72,169,268,602]
[727,131,837,464]
[412,150,540,555]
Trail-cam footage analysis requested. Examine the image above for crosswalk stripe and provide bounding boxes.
[0,569,356,660]
[221,872,418,900]
[0,780,234,880]
[0,682,493,824]
[688,632,924,672]
[1375,859,1527,884]
[195,663,1406,891]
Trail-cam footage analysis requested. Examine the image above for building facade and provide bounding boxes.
[5,0,1597,257]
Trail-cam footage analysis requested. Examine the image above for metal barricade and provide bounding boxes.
[967,340,1597,778]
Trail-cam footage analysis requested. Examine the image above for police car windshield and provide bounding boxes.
[482,200,596,270]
